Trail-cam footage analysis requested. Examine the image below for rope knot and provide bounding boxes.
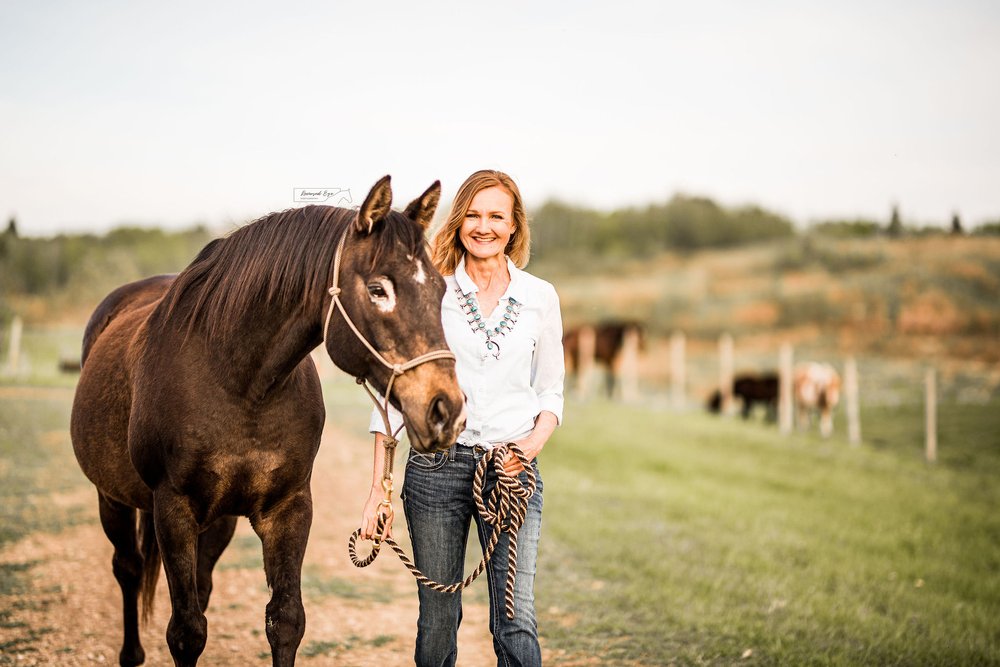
[392,364,404,376]
[328,286,342,296]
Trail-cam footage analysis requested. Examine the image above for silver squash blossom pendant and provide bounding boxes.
[456,287,521,359]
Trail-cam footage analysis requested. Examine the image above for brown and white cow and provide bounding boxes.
[793,362,842,438]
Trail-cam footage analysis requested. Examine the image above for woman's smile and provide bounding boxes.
[459,185,516,261]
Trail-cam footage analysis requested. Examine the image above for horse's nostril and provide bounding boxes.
[428,394,450,431]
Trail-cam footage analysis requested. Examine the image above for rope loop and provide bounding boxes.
[349,442,536,620]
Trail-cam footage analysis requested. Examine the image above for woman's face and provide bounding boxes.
[459,186,516,262]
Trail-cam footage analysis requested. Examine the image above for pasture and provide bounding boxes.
[1,324,998,665]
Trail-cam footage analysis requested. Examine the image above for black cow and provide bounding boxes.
[707,372,779,421]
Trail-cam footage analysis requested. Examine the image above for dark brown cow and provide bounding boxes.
[707,372,779,420]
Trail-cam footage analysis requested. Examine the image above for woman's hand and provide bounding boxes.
[503,437,541,475]
[502,410,559,475]
[359,486,394,541]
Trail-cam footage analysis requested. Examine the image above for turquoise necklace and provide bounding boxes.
[456,286,521,359]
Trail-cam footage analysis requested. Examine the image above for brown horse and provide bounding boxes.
[70,177,465,667]
[563,319,644,397]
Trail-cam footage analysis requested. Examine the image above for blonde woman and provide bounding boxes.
[360,169,564,666]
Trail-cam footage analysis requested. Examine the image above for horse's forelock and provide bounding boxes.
[367,210,427,273]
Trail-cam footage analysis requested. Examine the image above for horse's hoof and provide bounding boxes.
[119,645,145,667]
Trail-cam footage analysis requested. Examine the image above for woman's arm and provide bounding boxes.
[506,410,558,475]
[507,284,565,474]
[359,432,395,540]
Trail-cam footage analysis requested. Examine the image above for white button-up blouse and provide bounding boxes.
[370,255,565,447]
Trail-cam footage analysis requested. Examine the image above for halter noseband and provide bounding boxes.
[322,225,457,439]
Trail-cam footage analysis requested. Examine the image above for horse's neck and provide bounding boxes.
[250,311,321,398]
[204,284,327,402]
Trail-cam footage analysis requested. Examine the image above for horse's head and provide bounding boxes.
[324,176,465,453]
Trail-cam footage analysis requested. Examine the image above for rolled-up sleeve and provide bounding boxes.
[531,284,565,425]
[368,395,406,436]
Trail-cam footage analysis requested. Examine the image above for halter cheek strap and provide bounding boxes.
[322,225,457,440]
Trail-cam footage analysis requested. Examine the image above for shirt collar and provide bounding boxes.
[455,255,528,304]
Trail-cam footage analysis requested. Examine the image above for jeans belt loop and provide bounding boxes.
[448,443,457,462]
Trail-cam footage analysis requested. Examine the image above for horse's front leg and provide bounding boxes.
[153,488,207,666]
[196,515,238,612]
[251,489,313,666]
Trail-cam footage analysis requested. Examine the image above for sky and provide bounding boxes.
[1,0,999,236]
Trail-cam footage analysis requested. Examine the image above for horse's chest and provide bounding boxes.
[182,419,318,515]
[206,448,285,486]
[194,445,303,515]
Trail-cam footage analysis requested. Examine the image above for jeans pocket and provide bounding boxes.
[407,449,449,471]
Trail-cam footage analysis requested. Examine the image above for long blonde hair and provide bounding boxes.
[430,170,530,275]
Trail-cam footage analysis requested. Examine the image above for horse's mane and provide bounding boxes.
[158,204,425,345]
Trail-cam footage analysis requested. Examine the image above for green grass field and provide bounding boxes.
[536,398,1000,666]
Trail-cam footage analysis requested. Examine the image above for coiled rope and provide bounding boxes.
[348,441,536,620]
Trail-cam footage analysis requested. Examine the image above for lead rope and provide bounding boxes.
[348,440,535,620]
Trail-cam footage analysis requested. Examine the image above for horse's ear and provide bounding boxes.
[402,181,442,230]
[356,175,393,234]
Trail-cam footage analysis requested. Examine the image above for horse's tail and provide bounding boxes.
[139,509,161,624]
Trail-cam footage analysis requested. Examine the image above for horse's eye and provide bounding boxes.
[367,282,387,298]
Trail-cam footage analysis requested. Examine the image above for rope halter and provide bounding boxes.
[322,223,457,442]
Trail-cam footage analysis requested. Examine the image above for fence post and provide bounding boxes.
[925,368,937,463]
[7,316,23,376]
[845,356,861,445]
[670,331,686,410]
[619,326,640,403]
[779,343,794,434]
[719,333,734,415]
[577,325,596,400]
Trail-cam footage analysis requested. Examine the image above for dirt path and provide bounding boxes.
[0,421,514,666]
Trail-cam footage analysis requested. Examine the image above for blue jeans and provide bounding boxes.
[401,444,544,667]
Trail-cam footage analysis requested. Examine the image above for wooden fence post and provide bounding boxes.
[670,331,686,410]
[719,333,734,415]
[925,368,937,463]
[845,356,861,445]
[577,325,596,400]
[779,343,794,434]
[618,326,640,403]
[7,316,22,376]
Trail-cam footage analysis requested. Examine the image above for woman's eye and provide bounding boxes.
[368,283,387,298]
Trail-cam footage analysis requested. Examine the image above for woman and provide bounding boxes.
[360,169,564,667]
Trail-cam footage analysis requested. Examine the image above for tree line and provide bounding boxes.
[0,220,213,326]
[529,195,795,261]
[2,194,998,309]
